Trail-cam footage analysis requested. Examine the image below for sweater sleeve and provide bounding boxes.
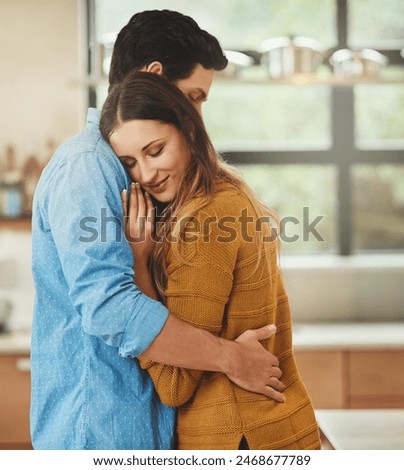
[138,191,242,407]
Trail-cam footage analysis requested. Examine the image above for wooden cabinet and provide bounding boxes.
[295,350,347,409]
[295,348,404,410]
[0,218,31,231]
[0,354,32,449]
[349,350,404,408]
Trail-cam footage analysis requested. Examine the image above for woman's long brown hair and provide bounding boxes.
[100,71,280,300]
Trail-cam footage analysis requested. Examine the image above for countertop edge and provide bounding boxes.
[1,322,404,354]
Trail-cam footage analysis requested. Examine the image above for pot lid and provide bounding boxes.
[260,36,322,52]
[330,48,388,65]
[224,50,254,67]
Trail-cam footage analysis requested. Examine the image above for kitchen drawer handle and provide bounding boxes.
[16,358,31,372]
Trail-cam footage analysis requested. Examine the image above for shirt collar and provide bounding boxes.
[87,107,100,126]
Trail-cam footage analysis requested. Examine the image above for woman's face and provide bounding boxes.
[109,119,192,202]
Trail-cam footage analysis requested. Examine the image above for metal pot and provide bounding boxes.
[329,48,388,78]
[260,36,323,79]
[218,50,255,79]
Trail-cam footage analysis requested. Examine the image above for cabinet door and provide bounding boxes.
[0,355,32,449]
[349,349,404,408]
[294,350,346,409]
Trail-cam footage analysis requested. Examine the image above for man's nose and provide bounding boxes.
[194,103,203,115]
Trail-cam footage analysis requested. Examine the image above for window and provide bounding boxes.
[348,0,404,49]
[88,0,404,254]
[204,84,331,150]
[353,165,404,250]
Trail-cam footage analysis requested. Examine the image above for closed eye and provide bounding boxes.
[148,147,164,158]
[120,157,137,169]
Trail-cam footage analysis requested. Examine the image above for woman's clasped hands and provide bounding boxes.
[121,182,156,263]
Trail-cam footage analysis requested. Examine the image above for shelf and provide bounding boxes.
[0,218,31,231]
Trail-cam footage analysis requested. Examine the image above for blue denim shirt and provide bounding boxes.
[30,108,175,449]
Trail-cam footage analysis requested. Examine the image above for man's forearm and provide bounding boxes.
[141,314,286,402]
[140,313,234,374]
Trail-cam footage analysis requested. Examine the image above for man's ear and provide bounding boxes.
[185,119,196,142]
[144,61,164,75]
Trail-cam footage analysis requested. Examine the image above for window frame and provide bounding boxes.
[85,0,404,256]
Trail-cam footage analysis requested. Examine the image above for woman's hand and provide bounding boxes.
[121,182,156,263]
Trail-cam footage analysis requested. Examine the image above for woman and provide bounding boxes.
[100,71,320,450]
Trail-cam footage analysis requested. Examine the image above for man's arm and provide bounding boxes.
[141,317,285,403]
[45,145,169,357]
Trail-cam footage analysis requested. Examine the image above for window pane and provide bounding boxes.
[95,1,333,148]
[353,165,404,251]
[95,0,337,49]
[355,85,404,147]
[205,83,331,149]
[348,0,404,49]
[236,164,337,253]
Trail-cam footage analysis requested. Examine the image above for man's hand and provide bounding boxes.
[143,316,285,402]
[225,324,286,403]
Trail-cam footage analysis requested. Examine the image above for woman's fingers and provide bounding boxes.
[129,182,139,222]
[126,182,154,242]
[121,189,128,220]
[123,183,155,254]
[144,192,155,236]
[123,184,156,261]
[135,182,146,218]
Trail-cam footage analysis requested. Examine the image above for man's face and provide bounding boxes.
[173,64,215,115]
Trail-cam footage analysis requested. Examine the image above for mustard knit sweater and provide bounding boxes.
[139,181,320,450]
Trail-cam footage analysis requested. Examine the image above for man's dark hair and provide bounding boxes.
[109,9,228,88]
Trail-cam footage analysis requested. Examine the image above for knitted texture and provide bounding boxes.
[139,181,321,450]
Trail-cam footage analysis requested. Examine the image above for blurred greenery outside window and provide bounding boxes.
[353,165,404,251]
[92,0,404,254]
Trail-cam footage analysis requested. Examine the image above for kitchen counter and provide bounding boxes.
[293,322,404,350]
[1,322,404,354]
[316,409,404,449]
[0,330,30,354]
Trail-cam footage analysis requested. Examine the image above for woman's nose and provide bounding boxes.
[136,162,158,185]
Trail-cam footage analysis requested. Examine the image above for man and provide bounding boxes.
[30,10,285,450]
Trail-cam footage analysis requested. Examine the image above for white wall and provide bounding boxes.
[0,0,85,162]
[0,0,85,330]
